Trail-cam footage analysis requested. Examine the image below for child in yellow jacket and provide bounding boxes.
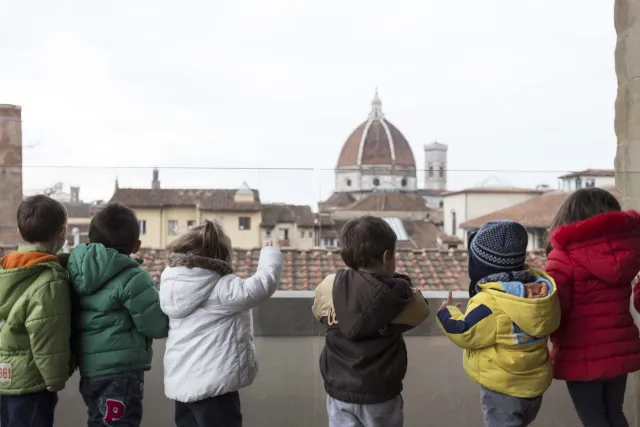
[437,220,560,427]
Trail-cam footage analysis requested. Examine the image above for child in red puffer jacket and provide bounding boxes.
[546,188,640,427]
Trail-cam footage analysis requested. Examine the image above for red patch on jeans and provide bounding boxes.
[104,399,126,423]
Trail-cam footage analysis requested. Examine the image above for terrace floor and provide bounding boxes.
[55,336,637,427]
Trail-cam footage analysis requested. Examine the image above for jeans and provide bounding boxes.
[480,386,542,427]
[79,370,144,427]
[326,394,404,427]
[174,391,242,427]
[566,374,629,427]
[0,390,58,427]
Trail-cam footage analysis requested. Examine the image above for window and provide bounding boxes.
[266,230,271,239]
[401,178,407,187]
[346,179,352,186]
[575,177,582,189]
[428,166,434,177]
[239,217,251,230]
[373,178,380,186]
[451,211,457,236]
[586,179,595,188]
[439,166,444,178]
[439,200,444,208]
[309,231,313,238]
[301,231,305,239]
[139,220,147,235]
[168,220,178,236]
[283,228,289,240]
[187,220,196,229]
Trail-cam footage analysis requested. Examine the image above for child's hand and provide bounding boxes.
[439,291,461,310]
[46,385,64,392]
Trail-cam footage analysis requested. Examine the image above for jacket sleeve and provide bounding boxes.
[312,274,336,323]
[25,278,71,387]
[121,270,169,339]
[390,289,430,328]
[436,298,496,350]
[545,248,573,315]
[214,246,283,315]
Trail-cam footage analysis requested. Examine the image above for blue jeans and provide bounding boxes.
[0,390,58,427]
[79,370,144,427]
[480,386,542,427]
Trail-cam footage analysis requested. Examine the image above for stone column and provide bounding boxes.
[0,105,22,248]
[615,1,640,425]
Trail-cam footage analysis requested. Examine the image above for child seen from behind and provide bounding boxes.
[0,195,71,427]
[312,215,430,427]
[67,202,169,426]
[546,188,640,427]
[437,220,560,427]
[160,220,283,427]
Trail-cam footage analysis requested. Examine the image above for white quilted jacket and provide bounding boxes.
[159,247,283,403]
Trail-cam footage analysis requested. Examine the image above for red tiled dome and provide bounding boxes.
[337,92,416,168]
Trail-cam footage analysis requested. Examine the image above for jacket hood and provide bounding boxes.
[332,269,413,340]
[68,243,141,296]
[551,210,640,285]
[0,253,64,321]
[160,253,233,319]
[479,268,560,337]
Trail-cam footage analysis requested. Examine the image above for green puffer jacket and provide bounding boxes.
[0,246,71,395]
[68,243,169,378]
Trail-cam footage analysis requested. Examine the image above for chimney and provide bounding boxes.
[152,168,160,190]
[70,186,80,203]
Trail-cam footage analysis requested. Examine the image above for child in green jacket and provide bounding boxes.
[67,202,169,427]
[0,195,71,427]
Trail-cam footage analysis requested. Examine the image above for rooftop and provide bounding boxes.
[110,188,261,211]
[261,204,315,228]
[136,247,548,291]
[443,187,547,197]
[345,192,430,212]
[460,187,620,229]
[558,168,615,179]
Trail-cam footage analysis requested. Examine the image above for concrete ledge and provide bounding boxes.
[252,295,468,336]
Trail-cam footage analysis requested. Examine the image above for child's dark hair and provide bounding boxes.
[340,216,397,270]
[17,195,67,243]
[549,188,621,234]
[89,202,140,252]
[168,220,232,262]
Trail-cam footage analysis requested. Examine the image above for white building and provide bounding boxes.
[558,169,615,191]
[443,187,547,244]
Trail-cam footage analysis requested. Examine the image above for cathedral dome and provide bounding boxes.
[337,91,416,168]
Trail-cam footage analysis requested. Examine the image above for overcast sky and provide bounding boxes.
[0,0,616,206]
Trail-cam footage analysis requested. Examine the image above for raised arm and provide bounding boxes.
[436,298,497,350]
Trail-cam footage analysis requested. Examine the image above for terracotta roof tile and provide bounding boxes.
[345,192,429,212]
[443,187,546,197]
[460,187,620,230]
[136,248,548,292]
[261,204,315,228]
[318,192,356,212]
[110,188,261,212]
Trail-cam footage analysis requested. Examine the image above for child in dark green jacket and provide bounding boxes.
[0,195,71,427]
[67,202,168,426]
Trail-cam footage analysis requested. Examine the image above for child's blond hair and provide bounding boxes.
[168,220,232,262]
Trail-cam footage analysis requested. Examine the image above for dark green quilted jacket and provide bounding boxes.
[68,243,169,378]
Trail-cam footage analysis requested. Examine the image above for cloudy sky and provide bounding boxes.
[0,0,616,206]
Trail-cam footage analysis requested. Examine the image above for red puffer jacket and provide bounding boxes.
[547,210,640,381]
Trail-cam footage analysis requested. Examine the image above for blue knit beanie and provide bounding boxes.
[468,220,528,295]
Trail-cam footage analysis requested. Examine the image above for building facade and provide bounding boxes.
[0,105,23,246]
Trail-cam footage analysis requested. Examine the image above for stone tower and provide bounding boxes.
[424,141,448,191]
[0,105,22,246]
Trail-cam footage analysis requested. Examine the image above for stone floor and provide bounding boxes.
[55,336,636,427]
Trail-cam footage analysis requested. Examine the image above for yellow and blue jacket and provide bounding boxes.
[436,268,560,398]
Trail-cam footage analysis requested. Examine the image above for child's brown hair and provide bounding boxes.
[168,220,232,262]
[547,188,621,248]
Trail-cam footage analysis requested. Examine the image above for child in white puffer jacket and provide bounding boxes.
[159,220,283,427]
